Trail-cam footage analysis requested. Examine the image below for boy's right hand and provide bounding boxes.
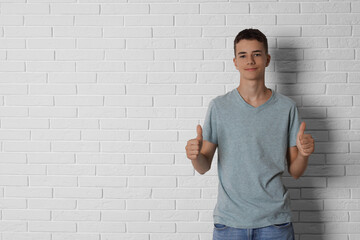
[185,124,203,161]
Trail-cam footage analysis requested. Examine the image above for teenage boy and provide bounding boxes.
[185,28,314,240]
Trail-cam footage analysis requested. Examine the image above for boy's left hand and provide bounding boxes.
[296,122,314,157]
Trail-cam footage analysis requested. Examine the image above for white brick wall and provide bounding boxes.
[0,0,359,239]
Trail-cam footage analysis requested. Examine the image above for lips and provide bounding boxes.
[245,68,257,71]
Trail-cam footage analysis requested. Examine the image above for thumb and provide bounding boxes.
[298,122,306,140]
[196,124,203,140]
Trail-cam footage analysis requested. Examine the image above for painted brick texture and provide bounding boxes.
[0,1,359,240]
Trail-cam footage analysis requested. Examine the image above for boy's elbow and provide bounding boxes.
[290,172,302,180]
[198,168,210,175]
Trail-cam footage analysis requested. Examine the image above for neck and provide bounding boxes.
[237,81,269,102]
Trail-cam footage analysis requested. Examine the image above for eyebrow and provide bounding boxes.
[237,50,262,55]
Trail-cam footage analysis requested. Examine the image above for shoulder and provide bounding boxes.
[273,90,297,109]
[209,89,235,107]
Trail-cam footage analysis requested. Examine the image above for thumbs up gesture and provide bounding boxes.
[296,122,315,157]
[185,124,203,161]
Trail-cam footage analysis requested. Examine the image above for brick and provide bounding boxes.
[176,15,225,26]
[301,188,350,199]
[125,15,173,26]
[328,84,360,94]
[177,38,225,49]
[0,221,27,232]
[155,50,202,60]
[49,72,96,83]
[52,234,98,240]
[5,26,51,37]
[27,61,75,72]
[152,189,201,199]
[0,199,27,209]
[0,39,25,49]
[276,60,325,72]
[0,176,28,186]
[96,165,145,176]
[76,153,125,164]
[101,4,149,14]
[303,96,352,107]
[54,187,102,198]
[177,222,212,233]
[328,14,360,25]
[278,37,327,48]
[301,2,350,13]
[227,15,275,25]
[25,16,73,26]
[127,61,173,72]
[28,199,76,210]
[129,177,176,188]
[27,39,75,49]
[2,233,51,240]
[51,4,99,14]
[250,2,299,13]
[127,222,175,233]
[78,199,125,210]
[297,73,347,83]
[293,223,324,234]
[78,222,125,233]
[3,210,50,220]
[328,177,360,188]
[278,14,325,24]
[328,107,360,118]
[325,222,360,234]
[77,39,125,49]
[304,48,354,60]
[102,210,148,222]
[75,16,124,26]
[101,141,149,153]
[79,176,127,187]
[177,199,216,210]
[176,61,224,72]
[103,188,151,199]
[300,211,348,222]
[128,200,175,210]
[106,50,153,60]
[0,16,23,26]
[77,61,125,72]
[54,27,102,37]
[153,27,201,37]
[1,3,49,14]
[201,3,248,13]
[329,130,360,141]
[52,210,100,221]
[104,26,152,38]
[151,3,199,14]
[147,165,193,176]
[152,234,198,240]
[329,38,360,48]
[127,39,174,49]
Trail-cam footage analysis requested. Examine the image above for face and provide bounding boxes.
[233,39,271,81]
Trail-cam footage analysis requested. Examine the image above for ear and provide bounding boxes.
[265,53,271,67]
[233,57,238,70]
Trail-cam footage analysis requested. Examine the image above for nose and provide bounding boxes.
[247,56,255,65]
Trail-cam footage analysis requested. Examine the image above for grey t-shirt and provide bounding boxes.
[203,88,301,229]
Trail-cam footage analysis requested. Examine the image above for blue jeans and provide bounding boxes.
[213,222,294,240]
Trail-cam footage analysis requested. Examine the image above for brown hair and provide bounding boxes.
[234,28,268,57]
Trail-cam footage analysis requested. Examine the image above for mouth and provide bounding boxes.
[245,68,257,71]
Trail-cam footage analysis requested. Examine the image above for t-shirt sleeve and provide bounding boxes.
[288,103,301,147]
[203,99,218,145]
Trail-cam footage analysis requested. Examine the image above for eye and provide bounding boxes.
[239,55,245,58]
[254,53,261,56]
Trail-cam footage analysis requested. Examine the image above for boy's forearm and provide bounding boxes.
[289,153,309,179]
[191,153,211,175]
